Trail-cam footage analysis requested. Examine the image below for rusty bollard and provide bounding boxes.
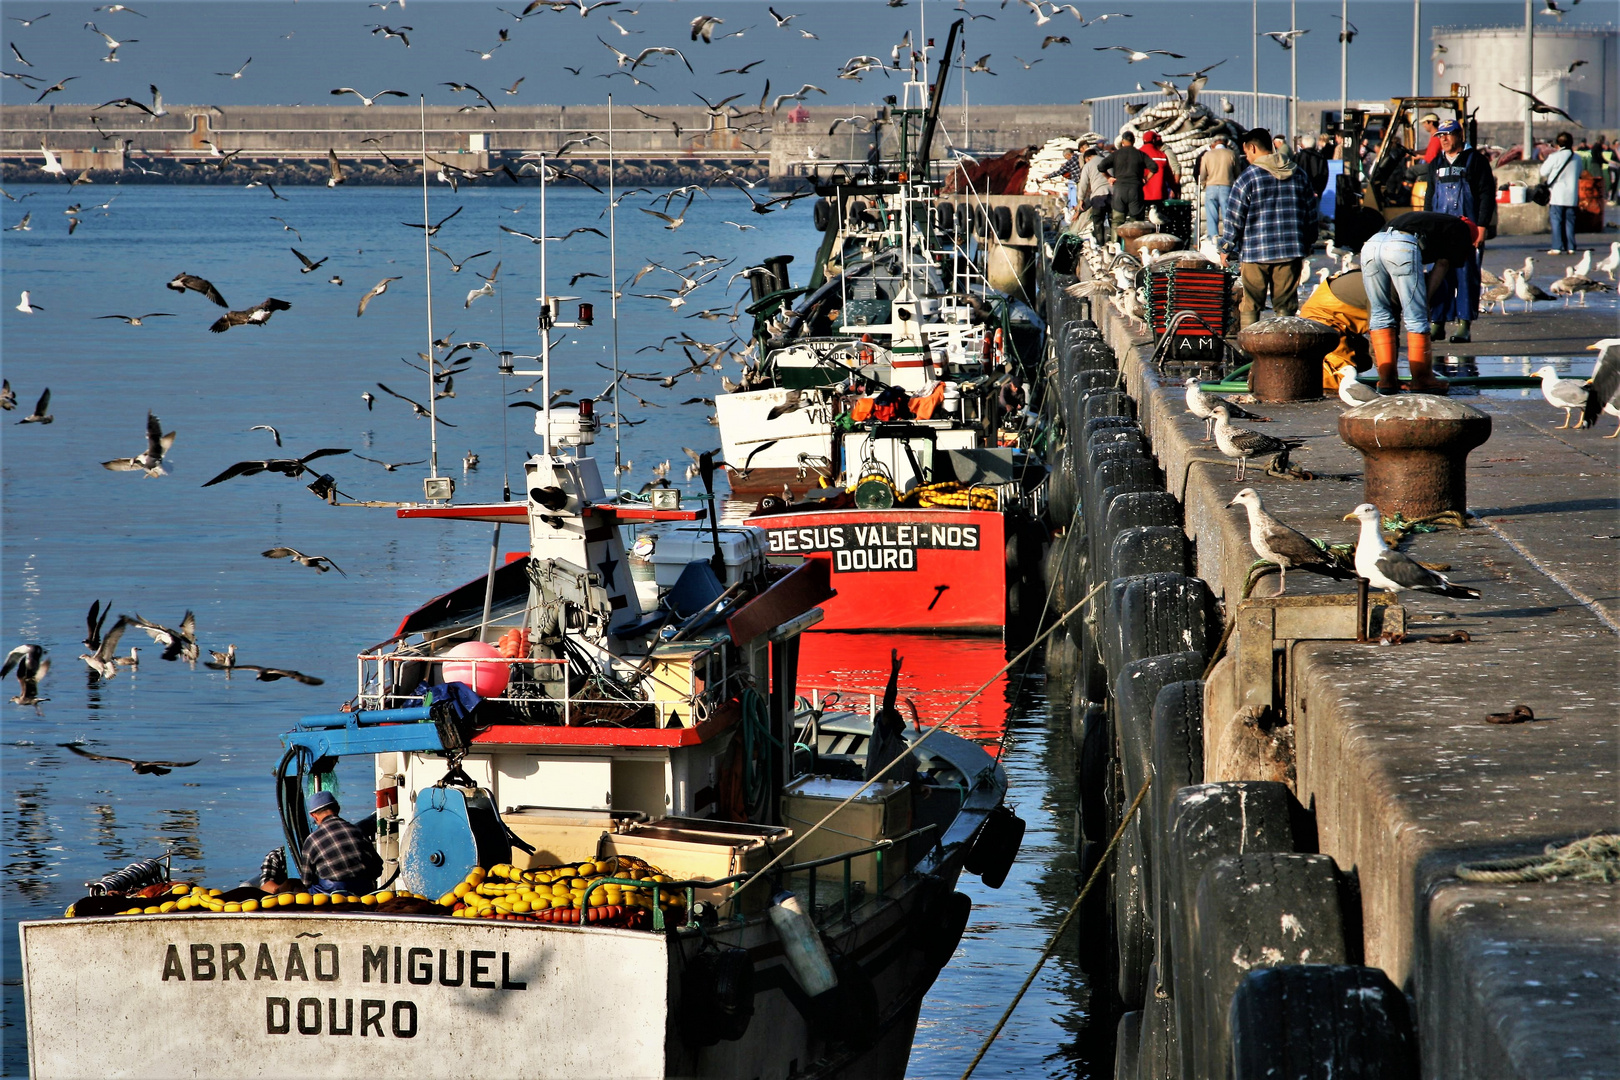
[1115,220,1155,256]
[1338,396,1492,519]
[1237,316,1338,403]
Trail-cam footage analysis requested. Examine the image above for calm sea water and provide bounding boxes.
[0,182,1092,1076]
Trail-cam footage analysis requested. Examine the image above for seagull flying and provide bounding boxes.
[17,387,52,424]
[357,276,402,317]
[330,86,407,106]
[60,743,197,775]
[1094,45,1184,62]
[215,57,251,79]
[209,297,291,333]
[101,411,175,476]
[129,611,198,662]
[262,546,347,575]
[2,645,49,711]
[1263,29,1309,49]
[201,446,350,487]
[166,272,228,307]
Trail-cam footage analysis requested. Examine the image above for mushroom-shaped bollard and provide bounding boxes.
[1338,395,1492,520]
[1237,316,1340,403]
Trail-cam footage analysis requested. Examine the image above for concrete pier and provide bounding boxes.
[1081,253,1618,1078]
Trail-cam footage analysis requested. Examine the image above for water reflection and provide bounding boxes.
[89,803,134,863]
[6,786,57,903]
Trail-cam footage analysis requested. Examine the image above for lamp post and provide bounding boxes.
[1340,0,1348,117]
[1411,0,1420,96]
[1252,0,1259,127]
[1523,0,1534,159]
[1290,0,1298,138]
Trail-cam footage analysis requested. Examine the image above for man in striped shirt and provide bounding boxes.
[1218,127,1319,328]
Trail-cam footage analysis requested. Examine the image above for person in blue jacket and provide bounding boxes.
[1422,120,1497,344]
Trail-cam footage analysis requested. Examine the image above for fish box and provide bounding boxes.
[645,526,768,589]
[599,816,789,915]
[781,776,913,893]
[501,807,615,869]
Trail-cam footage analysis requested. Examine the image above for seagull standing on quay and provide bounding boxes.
[1212,404,1300,481]
[1185,377,1269,441]
[1227,488,1355,594]
[1345,503,1480,598]
[1581,339,1620,437]
[1532,365,1593,429]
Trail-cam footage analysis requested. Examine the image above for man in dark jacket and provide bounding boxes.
[1294,133,1330,197]
[1422,119,1497,342]
[1099,131,1158,226]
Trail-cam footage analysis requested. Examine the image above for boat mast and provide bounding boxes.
[538,151,552,455]
[608,94,622,478]
[419,96,441,487]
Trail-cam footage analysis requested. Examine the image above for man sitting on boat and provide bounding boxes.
[299,791,384,895]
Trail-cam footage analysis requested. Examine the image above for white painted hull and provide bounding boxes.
[716,387,835,491]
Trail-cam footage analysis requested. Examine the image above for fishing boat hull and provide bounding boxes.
[716,387,837,498]
[748,508,1008,633]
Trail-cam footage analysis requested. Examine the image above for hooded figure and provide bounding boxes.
[864,650,918,785]
[1140,130,1177,203]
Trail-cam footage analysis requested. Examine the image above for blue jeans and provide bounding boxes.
[1549,204,1577,252]
[1204,185,1231,240]
[1361,230,1429,333]
[314,877,369,895]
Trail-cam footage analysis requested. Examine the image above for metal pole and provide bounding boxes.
[1523,0,1534,159]
[1411,0,1421,96]
[1252,0,1259,103]
[1290,0,1298,139]
[538,152,551,456]
[608,95,621,479]
[419,97,438,479]
[1340,0,1348,117]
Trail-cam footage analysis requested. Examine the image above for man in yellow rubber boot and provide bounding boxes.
[1357,210,1485,394]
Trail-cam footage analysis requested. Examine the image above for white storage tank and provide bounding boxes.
[1431,25,1618,129]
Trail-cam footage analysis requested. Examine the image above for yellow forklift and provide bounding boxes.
[1334,86,1471,249]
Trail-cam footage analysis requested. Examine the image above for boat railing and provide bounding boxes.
[353,646,744,730]
[579,823,938,931]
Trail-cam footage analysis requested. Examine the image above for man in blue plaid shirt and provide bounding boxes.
[299,790,383,895]
[1218,127,1319,328]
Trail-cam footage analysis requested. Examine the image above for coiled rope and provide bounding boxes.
[1455,834,1620,884]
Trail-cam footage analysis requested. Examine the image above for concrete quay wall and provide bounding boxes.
[1087,281,1618,1077]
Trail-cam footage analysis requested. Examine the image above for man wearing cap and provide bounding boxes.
[299,791,383,895]
[1423,119,1497,343]
[1419,113,1444,164]
[1359,210,1486,394]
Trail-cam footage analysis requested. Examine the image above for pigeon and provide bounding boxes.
[1226,488,1355,594]
[1211,404,1300,481]
[59,743,198,775]
[202,446,350,487]
[129,611,198,662]
[166,272,228,307]
[1345,503,1480,598]
[101,411,175,476]
[262,546,346,575]
[210,297,291,333]
[2,644,48,711]
[357,277,401,317]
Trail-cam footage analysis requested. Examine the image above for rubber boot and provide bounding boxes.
[1406,331,1449,395]
[1448,320,1472,343]
[1429,322,1445,341]
[1371,328,1401,395]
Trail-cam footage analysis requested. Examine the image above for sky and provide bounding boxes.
[0,0,1605,113]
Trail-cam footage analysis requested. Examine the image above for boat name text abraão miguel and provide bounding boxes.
[764,522,981,572]
[159,941,529,1038]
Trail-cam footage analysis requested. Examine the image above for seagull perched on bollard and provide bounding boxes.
[1344,503,1480,598]
[1211,404,1300,481]
[1226,488,1356,594]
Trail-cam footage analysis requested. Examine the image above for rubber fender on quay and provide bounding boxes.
[964,803,1025,889]
[1191,853,1353,1080]
[1077,701,1110,843]
[1088,465,1162,586]
[1103,491,1183,549]
[1047,444,1077,527]
[1112,573,1218,677]
[1113,811,1153,1007]
[1052,234,1084,275]
[812,197,834,233]
[935,200,954,234]
[1148,680,1204,990]
[1166,780,1307,1076]
[676,945,756,1046]
[1229,965,1419,1080]
[1073,366,1122,399]
[845,196,869,228]
[1015,203,1040,240]
[1081,415,1138,452]
[992,204,1013,240]
[1045,534,1072,615]
[1086,431,1152,478]
[1081,388,1134,426]
[1115,1011,1145,1080]
[1139,967,1181,1080]
[1111,526,1190,581]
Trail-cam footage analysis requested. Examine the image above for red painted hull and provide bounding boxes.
[746,508,1008,633]
[796,632,1014,750]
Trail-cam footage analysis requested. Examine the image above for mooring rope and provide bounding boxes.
[958,774,1152,1080]
[1455,834,1620,884]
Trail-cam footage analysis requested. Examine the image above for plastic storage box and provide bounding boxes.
[643,525,768,589]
